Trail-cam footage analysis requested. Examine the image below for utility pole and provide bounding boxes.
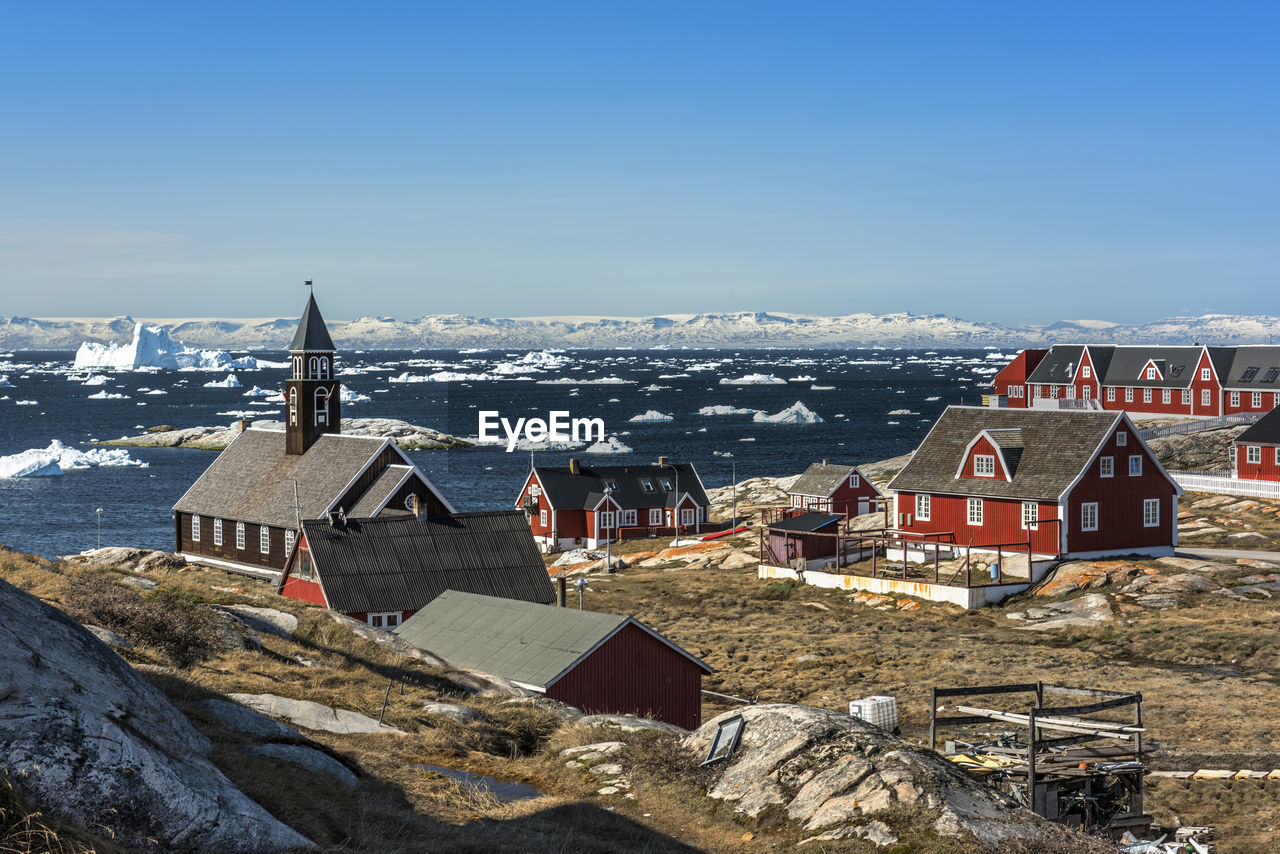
[95,508,103,550]
[726,453,737,527]
[603,483,615,573]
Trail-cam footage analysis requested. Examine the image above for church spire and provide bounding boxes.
[284,288,341,455]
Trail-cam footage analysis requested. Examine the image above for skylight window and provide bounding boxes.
[640,479,655,493]
[1241,367,1260,382]
[1264,368,1280,383]
[659,478,673,490]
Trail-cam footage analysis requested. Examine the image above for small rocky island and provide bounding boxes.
[97,417,472,451]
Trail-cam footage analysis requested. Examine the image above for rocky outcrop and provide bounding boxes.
[684,704,1083,847]
[61,546,186,572]
[227,693,405,735]
[97,417,471,451]
[0,578,310,852]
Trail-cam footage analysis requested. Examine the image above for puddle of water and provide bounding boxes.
[414,764,542,803]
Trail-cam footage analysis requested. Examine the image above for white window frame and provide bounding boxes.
[191,514,201,542]
[1143,498,1160,528]
[967,498,983,526]
[1274,393,1279,409]
[1275,447,1280,465]
[681,508,695,525]
[1022,501,1038,530]
[1124,387,1133,403]
[973,455,996,477]
[1100,456,1114,478]
[367,612,401,629]
[649,508,663,526]
[623,508,637,527]
[235,521,245,550]
[849,473,860,488]
[1082,365,1091,379]
[599,510,616,530]
[1116,431,1127,446]
[1201,367,1211,381]
[540,508,548,526]
[1081,502,1098,532]
[1082,385,1091,400]
[1253,391,1263,408]
[1202,388,1211,406]
[259,525,269,554]
[1129,455,1142,476]
[915,493,930,521]
[1162,388,1171,404]
[1146,367,1157,380]
[1066,385,1076,400]
[1050,386,1059,399]
[285,529,295,555]
[1182,389,1191,405]
[1106,387,1115,402]
[1230,391,1240,407]
[1247,445,1261,464]
[529,483,541,498]
[1143,388,1152,404]
[213,518,223,547]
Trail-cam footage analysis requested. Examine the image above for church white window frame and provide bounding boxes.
[288,387,298,425]
[259,525,270,554]
[213,518,223,547]
[235,521,245,550]
[314,387,329,426]
[285,529,295,555]
[191,514,201,542]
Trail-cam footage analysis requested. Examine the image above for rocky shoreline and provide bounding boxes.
[95,416,472,451]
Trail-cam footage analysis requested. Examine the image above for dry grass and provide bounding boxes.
[0,774,127,854]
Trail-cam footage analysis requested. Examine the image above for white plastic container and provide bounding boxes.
[849,695,898,731]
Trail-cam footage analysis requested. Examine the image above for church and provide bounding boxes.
[172,293,453,577]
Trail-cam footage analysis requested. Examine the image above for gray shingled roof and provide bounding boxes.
[1221,346,1280,391]
[395,590,710,690]
[1099,346,1203,389]
[1025,345,1088,385]
[348,464,413,517]
[300,512,555,613]
[1237,408,1280,446]
[789,462,863,498]
[173,428,388,528]
[532,463,708,510]
[289,293,336,352]
[888,407,1125,501]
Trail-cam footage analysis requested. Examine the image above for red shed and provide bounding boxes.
[1234,408,1280,482]
[888,407,1181,560]
[395,590,712,730]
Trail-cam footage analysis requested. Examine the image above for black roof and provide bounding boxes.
[768,512,842,533]
[1237,408,1280,446]
[289,293,336,352]
[1025,345,1090,385]
[298,511,555,613]
[1221,346,1280,391]
[531,463,709,510]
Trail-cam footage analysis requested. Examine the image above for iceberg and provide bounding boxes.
[82,374,110,386]
[719,373,786,385]
[0,440,146,478]
[243,385,278,398]
[203,373,242,388]
[390,370,496,383]
[88,391,129,399]
[888,409,919,415]
[810,384,835,391]
[535,376,631,385]
[629,410,674,422]
[341,387,370,403]
[0,375,12,388]
[753,402,823,424]
[584,435,634,454]
[697,405,761,416]
[73,322,272,371]
[15,400,37,405]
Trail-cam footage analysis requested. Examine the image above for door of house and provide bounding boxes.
[857,498,869,516]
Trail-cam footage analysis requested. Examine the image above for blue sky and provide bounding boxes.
[1,2,1276,324]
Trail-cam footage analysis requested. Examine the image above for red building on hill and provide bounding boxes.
[1234,408,1280,483]
[785,461,883,518]
[888,407,1180,560]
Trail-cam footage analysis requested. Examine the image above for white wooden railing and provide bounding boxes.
[1171,470,1280,499]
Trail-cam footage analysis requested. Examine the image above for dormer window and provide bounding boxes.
[1146,367,1157,380]
[973,455,996,477]
[603,479,618,490]
[1241,367,1259,382]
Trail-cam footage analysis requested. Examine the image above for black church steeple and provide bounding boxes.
[285,290,341,455]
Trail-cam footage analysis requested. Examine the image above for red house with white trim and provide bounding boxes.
[989,349,1047,406]
[1234,408,1280,482]
[518,458,710,552]
[888,407,1180,560]
[785,461,883,519]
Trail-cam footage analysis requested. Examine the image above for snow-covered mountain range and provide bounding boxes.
[2,311,1278,350]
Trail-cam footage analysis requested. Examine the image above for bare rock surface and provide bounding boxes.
[228,692,405,735]
[0,578,310,852]
[216,604,299,639]
[576,713,686,733]
[98,418,470,450]
[62,546,185,572]
[251,744,358,788]
[191,698,303,741]
[684,704,1078,846]
[422,701,486,724]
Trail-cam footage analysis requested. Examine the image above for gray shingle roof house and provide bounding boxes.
[172,294,452,577]
[396,590,712,729]
[277,512,555,621]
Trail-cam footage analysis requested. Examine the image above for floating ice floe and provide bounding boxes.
[925,396,941,401]
[390,370,496,382]
[243,385,278,397]
[203,373,242,388]
[697,405,761,416]
[888,409,919,415]
[789,375,816,382]
[341,387,371,403]
[82,374,110,386]
[536,376,631,385]
[629,410,674,422]
[73,323,275,371]
[15,400,37,406]
[0,376,12,388]
[640,384,670,392]
[490,350,572,374]
[753,402,823,424]
[658,373,690,379]
[719,373,786,385]
[584,435,634,454]
[971,367,999,375]
[810,384,835,391]
[88,391,129,400]
[0,440,146,478]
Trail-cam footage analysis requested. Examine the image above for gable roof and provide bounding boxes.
[768,511,842,533]
[1220,346,1280,391]
[1025,345,1089,385]
[395,590,711,691]
[297,512,555,613]
[290,293,336,352]
[1237,408,1280,446]
[1101,346,1203,388]
[348,464,415,517]
[888,407,1126,501]
[789,462,876,498]
[173,428,393,528]
[531,463,708,510]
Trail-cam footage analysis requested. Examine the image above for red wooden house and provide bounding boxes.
[989,348,1047,406]
[1234,408,1280,482]
[276,511,554,628]
[396,590,713,729]
[888,407,1180,560]
[786,461,883,518]
[518,458,711,552]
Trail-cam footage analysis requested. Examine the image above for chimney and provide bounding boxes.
[657,456,668,468]
[410,494,420,518]
[822,458,829,466]
[237,418,253,433]
[557,576,567,607]
[569,458,580,475]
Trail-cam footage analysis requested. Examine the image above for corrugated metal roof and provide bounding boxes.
[302,511,555,613]
[289,293,336,352]
[172,429,389,528]
[533,463,708,510]
[394,590,711,689]
[888,406,1124,501]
